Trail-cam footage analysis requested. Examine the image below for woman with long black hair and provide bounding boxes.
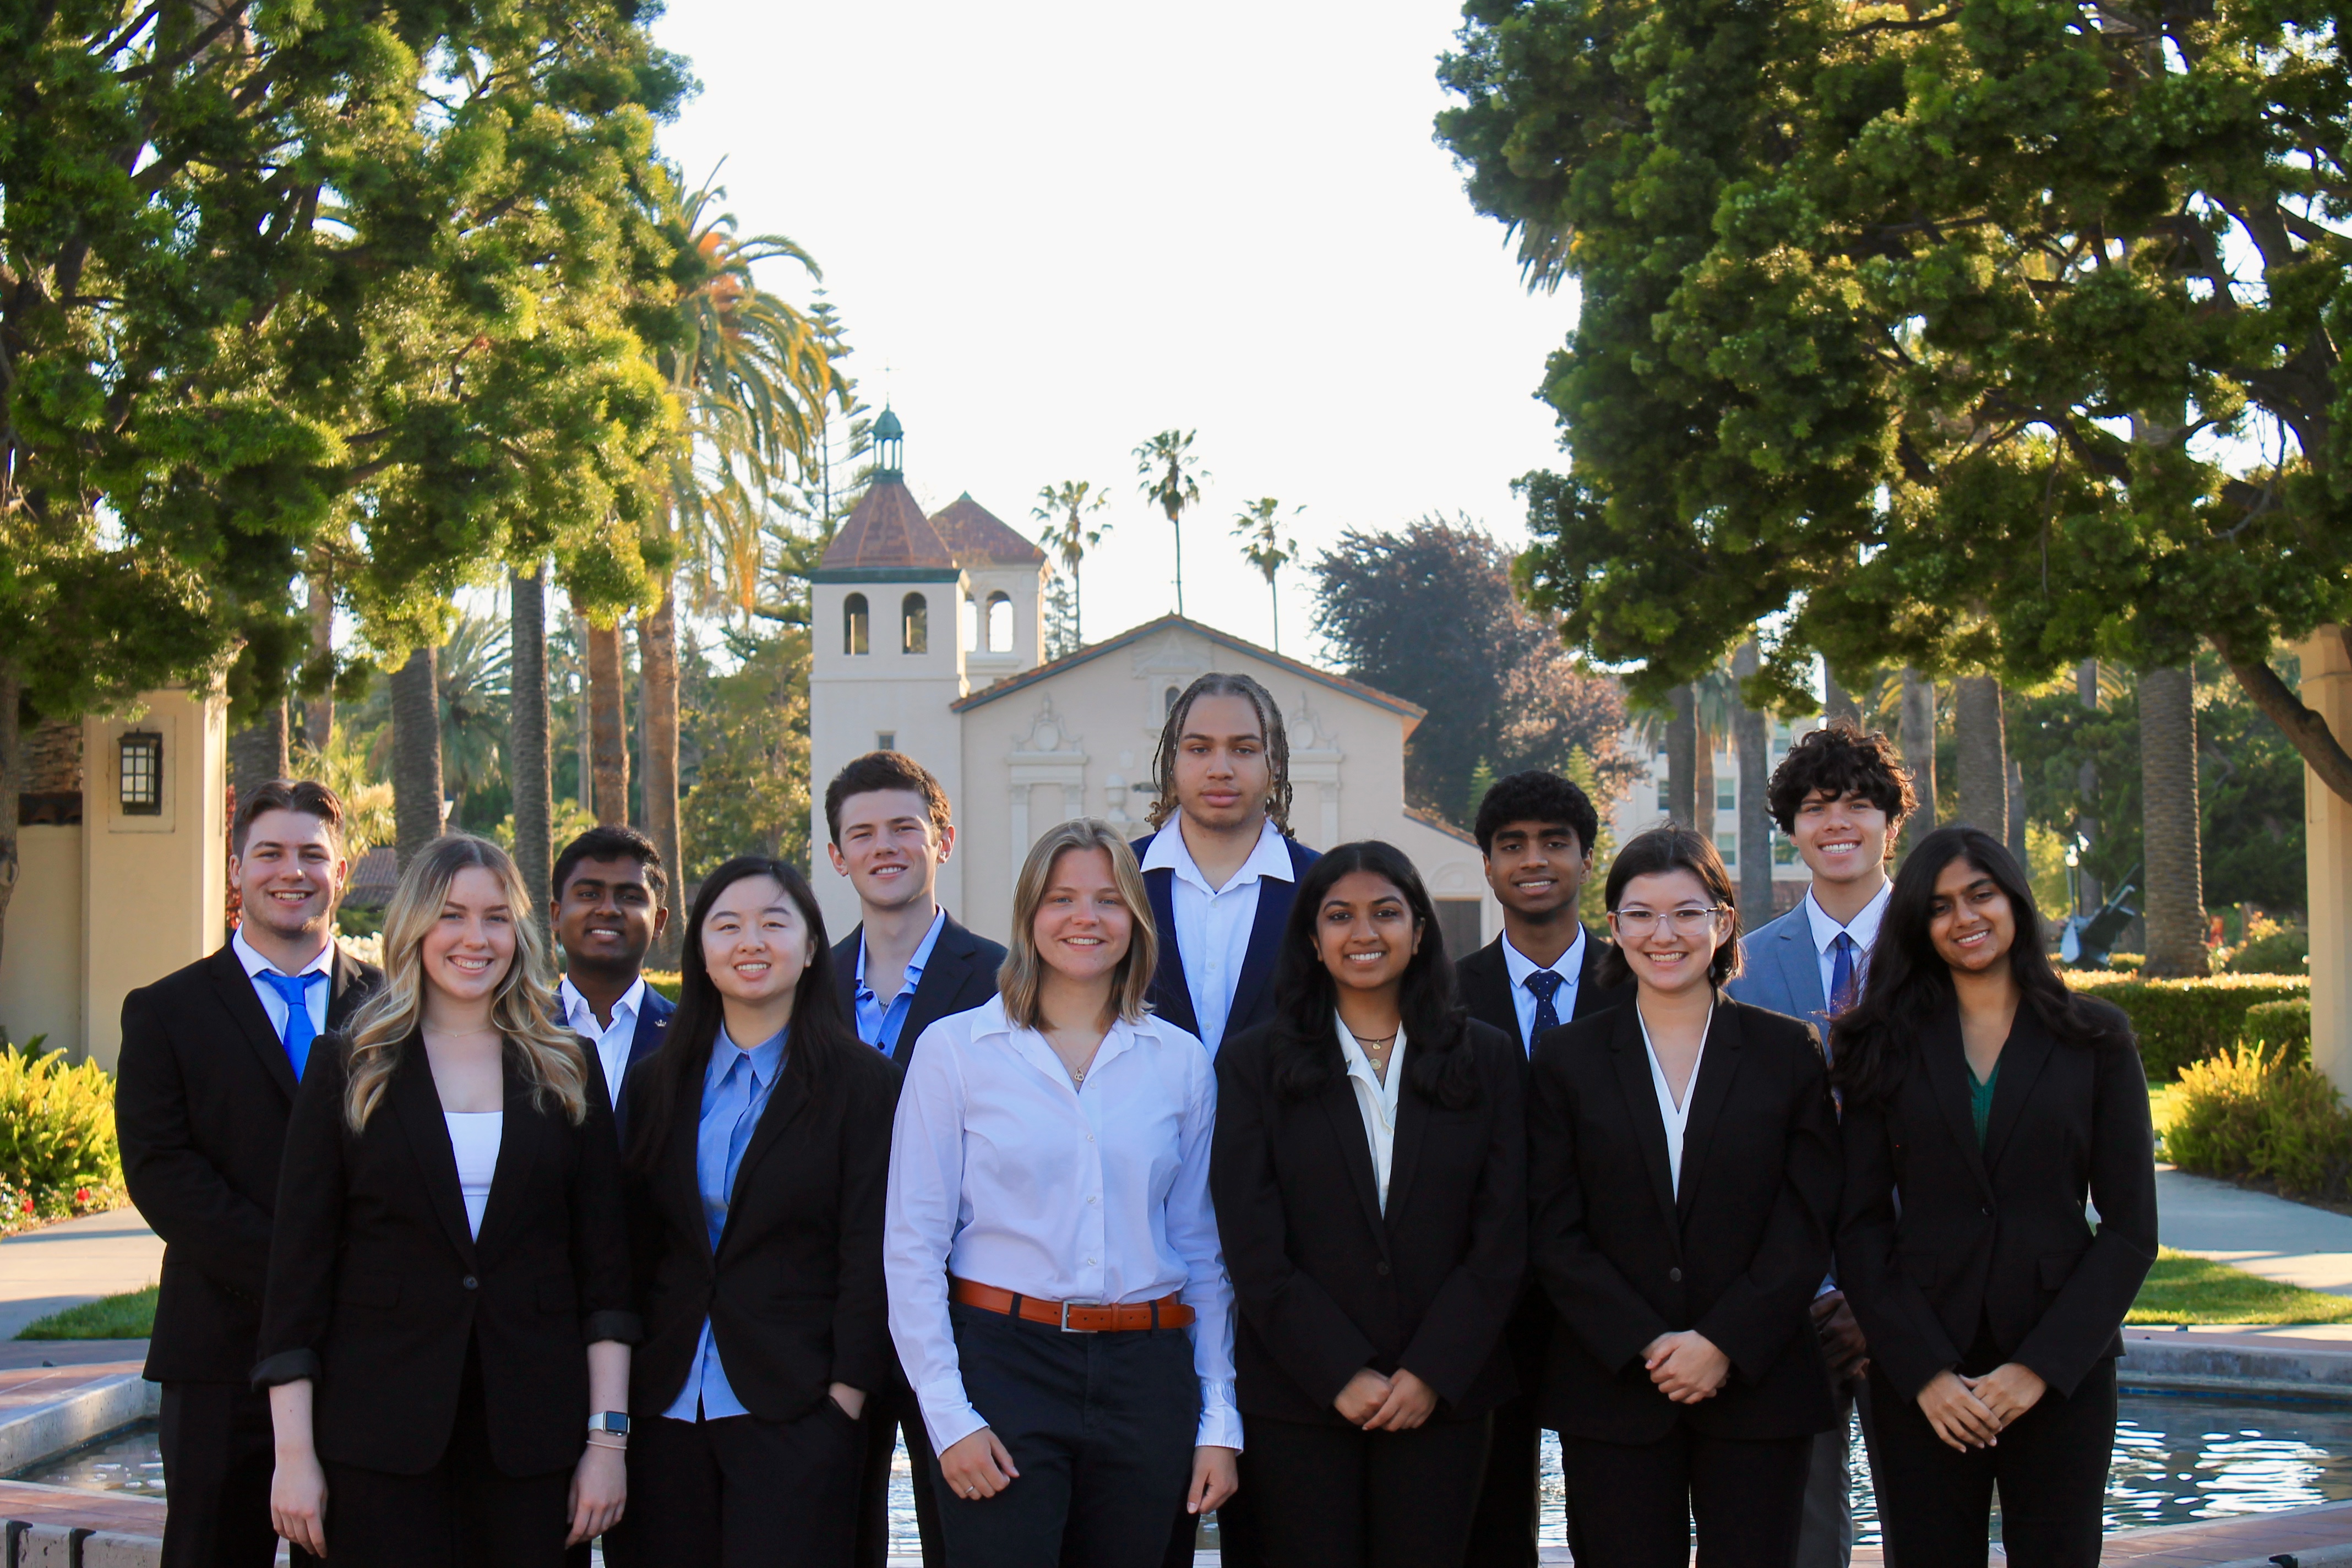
[1833,825,2155,1567]
[1210,840,1525,1568]
[604,856,901,1568]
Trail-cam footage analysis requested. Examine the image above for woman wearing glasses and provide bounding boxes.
[1527,825,1840,1568]
[1832,827,2154,1566]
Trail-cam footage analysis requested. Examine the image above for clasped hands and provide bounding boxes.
[1917,1363,2047,1452]
[1642,1330,1731,1404]
[1333,1366,1439,1430]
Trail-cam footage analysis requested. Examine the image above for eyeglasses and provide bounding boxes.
[1609,906,1726,937]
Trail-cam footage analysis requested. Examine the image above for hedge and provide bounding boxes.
[2063,971,2311,1080]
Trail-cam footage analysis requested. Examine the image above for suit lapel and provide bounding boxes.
[1571,925,1626,1020]
[1142,861,1201,1038]
[1317,1076,1389,1254]
[1674,1002,1744,1223]
[390,1044,480,1268]
[831,931,862,1028]
[1607,1008,1682,1253]
[1225,863,1299,1038]
[1777,917,1829,1027]
[208,946,300,1101]
[1980,1008,2055,1175]
[325,948,377,1031]
[720,1048,810,1252]
[1461,943,1517,1046]
[627,992,673,1074]
[1385,1072,1431,1228]
[899,922,977,1065]
[471,1060,538,1262]
[1922,1009,1998,1204]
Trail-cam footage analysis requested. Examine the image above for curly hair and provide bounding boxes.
[1765,718,1917,841]
[1147,672,1293,835]
[1472,769,1599,859]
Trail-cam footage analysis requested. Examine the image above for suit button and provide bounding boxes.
[1376,1261,1391,1277]
[1981,1207,1991,1218]
[462,1276,479,1291]
[1669,1267,1683,1283]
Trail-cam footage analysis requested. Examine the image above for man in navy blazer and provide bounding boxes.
[1725,719,1918,1568]
[550,826,676,1142]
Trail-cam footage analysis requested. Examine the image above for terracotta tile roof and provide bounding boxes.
[929,493,1046,567]
[819,479,957,571]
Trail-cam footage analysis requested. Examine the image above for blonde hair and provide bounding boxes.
[342,834,589,1133]
[999,819,1159,1031]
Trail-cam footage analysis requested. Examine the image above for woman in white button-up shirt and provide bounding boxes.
[885,819,1240,1568]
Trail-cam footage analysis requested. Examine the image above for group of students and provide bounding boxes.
[114,670,2156,1568]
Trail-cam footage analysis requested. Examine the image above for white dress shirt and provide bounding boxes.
[232,928,333,1040]
[1336,1015,1409,1211]
[1140,817,1296,1055]
[884,997,1242,1455]
[1500,926,1586,1052]
[558,975,647,1110]
[1802,880,1892,1009]
[1636,1003,1712,1196]
[443,1112,503,1238]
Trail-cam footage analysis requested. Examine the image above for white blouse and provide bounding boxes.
[444,1112,504,1238]
[1636,1005,1711,1196]
[1335,1015,1408,1211]
[884,997,1241,1456]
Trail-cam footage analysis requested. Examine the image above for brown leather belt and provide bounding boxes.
[950,1277,1195,1333]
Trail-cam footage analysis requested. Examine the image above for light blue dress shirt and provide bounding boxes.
[853,907,946,1054]
[662,1022,787,1422]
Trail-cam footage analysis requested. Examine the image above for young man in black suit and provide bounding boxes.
[117,779,383,1568]
[551,824,677,1141]
[1456,769,1634,1567]
[823,750,1006,1568]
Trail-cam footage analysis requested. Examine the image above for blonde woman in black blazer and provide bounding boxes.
[1529,826,1839,1568]
[257,835,639,1568]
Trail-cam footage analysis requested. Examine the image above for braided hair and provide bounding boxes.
[1147,672,1294,836]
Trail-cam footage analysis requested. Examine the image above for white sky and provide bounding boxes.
[644,0,1580,662]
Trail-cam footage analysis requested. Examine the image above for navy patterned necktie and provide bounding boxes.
[1526,968,1565,1050]
[1830,931,1859,1016]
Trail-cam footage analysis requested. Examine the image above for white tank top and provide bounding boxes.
[444,1111,504,1238]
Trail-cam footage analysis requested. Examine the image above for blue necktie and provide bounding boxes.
[1525,969,1565,1052]
[258,971,326,1079]
[1830,932,1858,1018]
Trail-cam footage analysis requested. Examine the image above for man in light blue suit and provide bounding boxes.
[1728,719,1918,1568]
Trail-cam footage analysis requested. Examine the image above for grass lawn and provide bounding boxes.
[17,1284,157,1340]
[2129,1248,2352,1325]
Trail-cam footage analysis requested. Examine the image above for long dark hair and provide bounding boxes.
[1267,840,1477,1110]
[1830,825,2131,1106]
[625,856,861,1173]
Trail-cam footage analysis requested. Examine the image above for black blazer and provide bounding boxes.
[1211,1017,1527,1427]
[1134,827,1320,1042]
[1836,1000,2156,1401]
[827,912,1007,1071]
[254,1034,640,1476]
[1528,998,1841,1444]
[117,943,382,1383]
[621,1036,900,1420]
[1458,927,1632,1054]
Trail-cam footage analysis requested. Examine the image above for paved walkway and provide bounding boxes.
[0,1209,163,1340]
[2157,1165,2352,1294]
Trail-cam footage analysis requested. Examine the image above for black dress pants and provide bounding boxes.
[1559,1423,1812,1568]
[1869,1355,2116,1568]
[1462,1286,1551,1567]
[605,1397,865,1568]
[1243,1413,1492,1568]
[932,1302,1197,1568]
[859,1380,944,1568]
[318,1347,573,1568]
[160,1380,318,1568]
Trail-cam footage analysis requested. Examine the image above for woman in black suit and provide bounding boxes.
[605,856,900,1568]
[1833,825,2155,1567]
[1211,840,1526,1568]
[1529,825,1838,1568]
[259,834,638,1567]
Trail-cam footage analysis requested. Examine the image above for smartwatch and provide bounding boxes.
[587,1412,631,1436]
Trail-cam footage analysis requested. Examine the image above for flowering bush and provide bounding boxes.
[0,1039,126,1234]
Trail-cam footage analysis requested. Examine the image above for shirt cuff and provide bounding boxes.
[1195,1378,1244,1450]
[917,1379,986,1456]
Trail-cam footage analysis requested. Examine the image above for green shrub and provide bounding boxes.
[2243,999,2314,1064]
[2226,919,2310,976]
[2064,971,2310,1079]
[2168,1044,2352,1199]
[0,1043,121,1197]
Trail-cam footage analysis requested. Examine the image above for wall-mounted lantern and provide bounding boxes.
[118,731,163,815]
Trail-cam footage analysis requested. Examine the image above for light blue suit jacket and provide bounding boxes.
[1727,901,1831,1046]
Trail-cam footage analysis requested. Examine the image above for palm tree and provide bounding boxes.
[1898,669,1940,850]
[1232,499,1304,653]
[1033,481,1112,644]
[2140,663,2209,977]
[509,563,553,921]
[1134,430,1206,616]
[1952,674,2009,838]
[1730,640,1774,919]
[390,645,443,868]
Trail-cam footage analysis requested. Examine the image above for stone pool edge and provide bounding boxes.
[0,1373,157,1479]
[2121,1330,2352,1401]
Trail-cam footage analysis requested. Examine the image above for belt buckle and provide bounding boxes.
[1059,1300,1101,1333]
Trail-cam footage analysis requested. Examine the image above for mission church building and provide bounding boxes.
[807,412,1503,952]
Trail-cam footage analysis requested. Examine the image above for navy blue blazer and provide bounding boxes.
[828,911,1008,1070]
[1131,825,1319,1047]
[596,982,674,1142]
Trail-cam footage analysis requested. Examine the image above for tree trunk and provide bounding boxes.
[1899,669,1938,851]
[510,565,553,928]
[1824,665,1861,727]
[1692,724,1717,848]
[2007,756,2029,870]
[1666,685,1698,827]
[229,700,289,806]
[2140,664,2210,977]
[1952,674,2008,839]
[586,620,630,827]
[573,610,594,814]
[638,580,685,967]
[0,659,22,983]
[390,645,444,869]
[1733,643,1774,921]
[304,571,334,751]
[2076,659,2101,909]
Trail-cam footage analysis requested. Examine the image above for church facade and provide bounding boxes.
[807,416,1504,954]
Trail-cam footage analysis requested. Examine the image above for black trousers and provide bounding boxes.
[932,1302,1197,1568]
[605,1399,865,1568]
[1242,1414,1491,1568]
[859,1380,944,1568]
[160,1380,318,1568]
[318,1348,572,1568]
[1559,1424,1812,1568]
[1462,1288,1551,1567]
[1869,1355,2116,1568]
